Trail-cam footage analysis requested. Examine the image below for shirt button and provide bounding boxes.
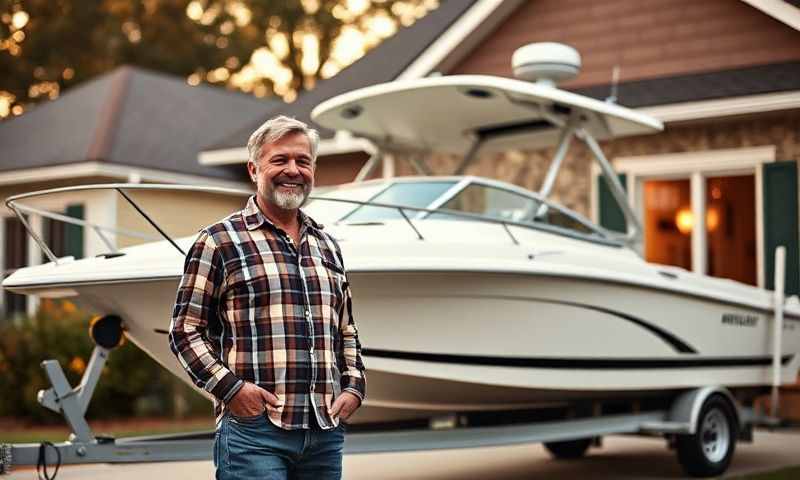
[310,384,315,392]
[305,309,311,318]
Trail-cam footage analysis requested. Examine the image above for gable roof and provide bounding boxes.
[574,60,800,108]
[0,65,279,180]
[206,0,481,150]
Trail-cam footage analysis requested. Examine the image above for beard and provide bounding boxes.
[259,176,312,210]
[272,185,309,209]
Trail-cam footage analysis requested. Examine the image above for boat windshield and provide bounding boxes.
[428,183,598,237]
[340,181,457,223]
[313,179,606,241]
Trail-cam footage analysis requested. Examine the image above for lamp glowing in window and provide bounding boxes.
[706,207,720,232]
[675,208,693,234]
[675,207,720,234]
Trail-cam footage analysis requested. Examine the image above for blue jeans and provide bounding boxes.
[214,412,345,480]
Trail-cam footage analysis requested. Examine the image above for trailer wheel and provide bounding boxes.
[543,437,593,459]
[676,394,737,477]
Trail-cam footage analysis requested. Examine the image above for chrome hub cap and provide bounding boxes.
[701,408,730,463]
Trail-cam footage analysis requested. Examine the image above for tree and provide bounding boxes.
[0,0,436,119]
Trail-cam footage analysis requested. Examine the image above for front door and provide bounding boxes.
[642,174,756,286]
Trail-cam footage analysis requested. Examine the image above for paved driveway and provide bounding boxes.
[6,430,799,479]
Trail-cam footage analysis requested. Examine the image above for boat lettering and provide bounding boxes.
[721,314,758,327]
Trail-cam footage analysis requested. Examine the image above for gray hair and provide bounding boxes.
[247,115,320,165]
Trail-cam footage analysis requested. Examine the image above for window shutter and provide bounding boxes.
[64,204,84,260]
[763,161,799,295]
[598,173,627,233]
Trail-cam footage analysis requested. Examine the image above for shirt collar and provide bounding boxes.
[242,195,323,232]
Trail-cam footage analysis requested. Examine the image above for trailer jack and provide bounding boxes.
[0,316,215,476]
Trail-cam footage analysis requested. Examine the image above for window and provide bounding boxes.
[342,181,456,223]
[606,147,772,286]
[643,179,692,270]
[706,175,756,285]
[43,204,84,260]
[3,216,28,317]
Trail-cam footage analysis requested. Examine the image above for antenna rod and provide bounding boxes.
[606,65,620,103]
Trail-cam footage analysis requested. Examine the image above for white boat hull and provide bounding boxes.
[49,267,800,424]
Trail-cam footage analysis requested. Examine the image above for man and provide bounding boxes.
[169,115,366,480]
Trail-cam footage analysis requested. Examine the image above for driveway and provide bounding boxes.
[6,429,799,479]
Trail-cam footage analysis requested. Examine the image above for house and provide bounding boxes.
[0,1,480,318]
[3,0,799,413]
[0,65,279,317]
[203,0,800,296]
[198,0,800,417]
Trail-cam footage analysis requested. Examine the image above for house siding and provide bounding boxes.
[115,190,245,249]
[448,0,800,88]
[315,152,371,187]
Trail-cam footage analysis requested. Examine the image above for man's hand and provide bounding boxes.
[227,382,282,416]
[328,391,361,422]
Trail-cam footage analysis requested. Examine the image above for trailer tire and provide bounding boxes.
[675,394,737,477]
[543,437,593,459]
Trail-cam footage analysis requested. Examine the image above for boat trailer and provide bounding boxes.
[0,248,793,478]
[0,372,776,479]
[0,338,781,479]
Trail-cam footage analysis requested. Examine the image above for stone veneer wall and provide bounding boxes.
[393,111,800,218]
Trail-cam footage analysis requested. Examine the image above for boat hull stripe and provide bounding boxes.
[362,348,794,369]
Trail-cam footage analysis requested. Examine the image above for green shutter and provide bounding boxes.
[64,204,84,260]
[763,161,799,295]
[598,173,627,233]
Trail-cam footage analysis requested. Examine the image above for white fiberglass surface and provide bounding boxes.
[311,75,663,154]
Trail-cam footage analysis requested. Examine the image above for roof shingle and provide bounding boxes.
[0,66,280,180]
[574,61,800,108]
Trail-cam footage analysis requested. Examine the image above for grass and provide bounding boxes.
[0,416,214,444]
[735,466,800,480]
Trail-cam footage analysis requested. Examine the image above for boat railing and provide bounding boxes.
[5,183,623,266]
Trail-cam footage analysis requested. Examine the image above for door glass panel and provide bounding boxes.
[643,179,692,269]
[706,175,756,285]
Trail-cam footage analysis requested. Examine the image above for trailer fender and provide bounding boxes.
[667,387,740,435]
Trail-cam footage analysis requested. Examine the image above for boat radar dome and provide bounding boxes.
[512,42,581,86]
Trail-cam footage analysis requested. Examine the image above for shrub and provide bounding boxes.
[0,300,210,424]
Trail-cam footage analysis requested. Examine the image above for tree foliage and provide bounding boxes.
[0,300,210,422]
[0,0,436,118]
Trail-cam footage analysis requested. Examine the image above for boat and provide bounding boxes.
[3,43,799,428]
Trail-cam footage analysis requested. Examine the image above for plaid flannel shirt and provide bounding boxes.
[168,196,366,430]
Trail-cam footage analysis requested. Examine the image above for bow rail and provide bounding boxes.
[5,183,622,266]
